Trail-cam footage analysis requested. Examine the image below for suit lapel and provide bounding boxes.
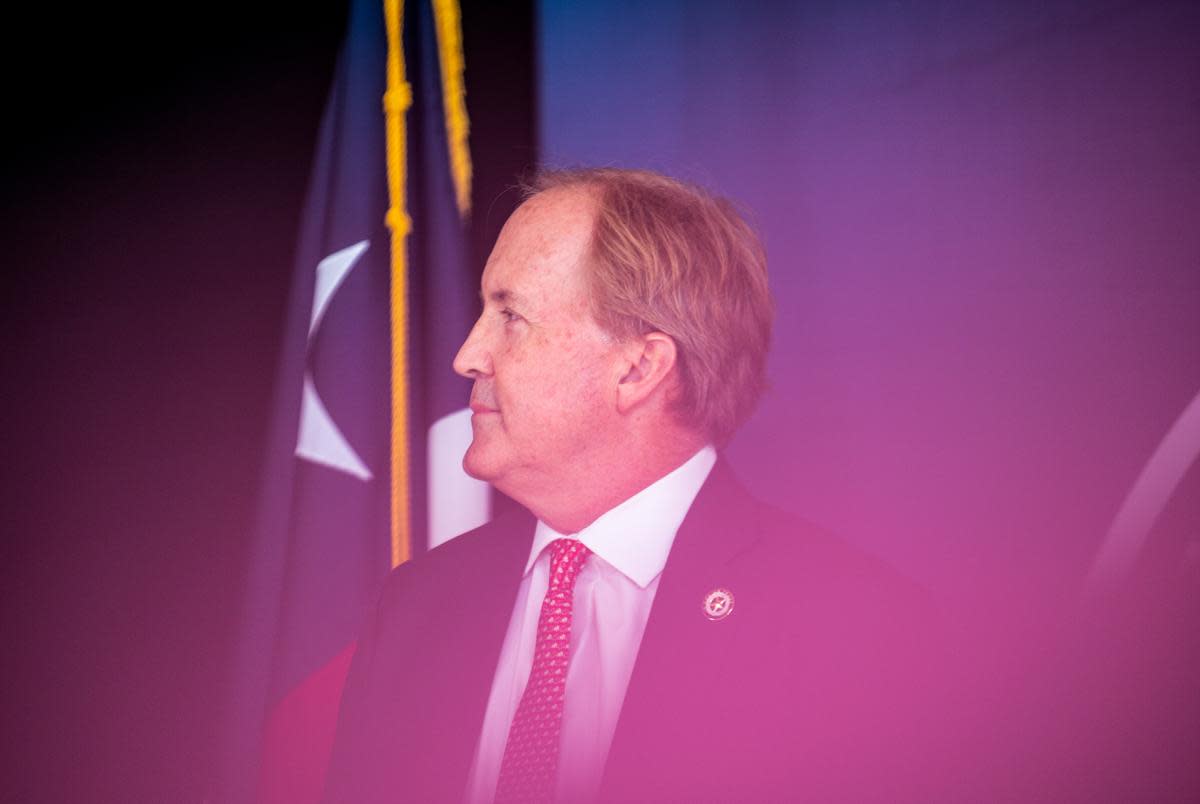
[403,510,535,800]
[600,460,762,795]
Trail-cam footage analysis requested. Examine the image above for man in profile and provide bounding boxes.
[322,169,957,803]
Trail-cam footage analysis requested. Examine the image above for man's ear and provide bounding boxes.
[615,332,678,414]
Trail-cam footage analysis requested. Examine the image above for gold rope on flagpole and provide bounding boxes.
[383,0,413,568]
[431,0,472,216]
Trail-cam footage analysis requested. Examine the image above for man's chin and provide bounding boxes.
[461,443,500,483]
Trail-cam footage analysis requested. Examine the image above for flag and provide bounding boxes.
[217,0,488,800]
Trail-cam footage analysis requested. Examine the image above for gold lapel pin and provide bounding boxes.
[702,587,734,621]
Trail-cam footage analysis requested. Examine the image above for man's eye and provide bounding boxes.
[500,308,520,323]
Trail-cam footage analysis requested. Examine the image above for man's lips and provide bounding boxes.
[469,401,499,414]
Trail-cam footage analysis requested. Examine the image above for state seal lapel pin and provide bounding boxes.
[702,587,734,621]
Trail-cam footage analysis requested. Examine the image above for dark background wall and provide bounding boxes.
[1,3,533,802]
[2,6,346,802]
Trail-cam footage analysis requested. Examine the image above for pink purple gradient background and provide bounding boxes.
[537,3,1199,797]
[540,0,1199,605]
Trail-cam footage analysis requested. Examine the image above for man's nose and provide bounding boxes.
[453,319,492,379]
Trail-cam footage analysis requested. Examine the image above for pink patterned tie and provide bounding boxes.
[493,538,592,804]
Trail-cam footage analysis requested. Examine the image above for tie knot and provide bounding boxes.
[547,539,591,591]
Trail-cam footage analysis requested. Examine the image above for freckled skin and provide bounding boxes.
[453,187,706,533]
[453,189,623,523]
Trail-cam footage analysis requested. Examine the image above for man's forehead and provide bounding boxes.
[514,183,597,224]
[498,187,595,258]
[480,188,597,303]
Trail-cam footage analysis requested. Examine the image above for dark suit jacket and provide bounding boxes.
[322,461,973,803]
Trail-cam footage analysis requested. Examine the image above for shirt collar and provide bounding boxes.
[524,445,718,588]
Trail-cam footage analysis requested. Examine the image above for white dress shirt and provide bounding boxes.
[463,445,718,804]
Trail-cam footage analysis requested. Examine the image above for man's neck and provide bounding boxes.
[515,433,709,535]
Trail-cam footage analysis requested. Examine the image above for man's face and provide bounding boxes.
[452,187,623,498]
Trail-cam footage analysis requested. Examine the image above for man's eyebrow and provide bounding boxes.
[482,288,522,306]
